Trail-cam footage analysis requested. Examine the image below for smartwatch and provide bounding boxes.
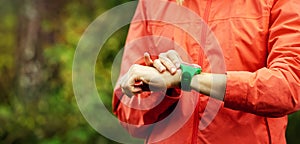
[180,63,202,91]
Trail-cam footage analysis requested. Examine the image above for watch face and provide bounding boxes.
[181,72,192,91]
[182,72,192,81]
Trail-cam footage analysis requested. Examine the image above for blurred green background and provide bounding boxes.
[0,0,299,144]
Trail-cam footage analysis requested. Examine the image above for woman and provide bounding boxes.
[114,0,300,143]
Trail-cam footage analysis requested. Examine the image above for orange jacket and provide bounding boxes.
[113,0,300,143]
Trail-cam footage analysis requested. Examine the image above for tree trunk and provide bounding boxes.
[16,0,44,101]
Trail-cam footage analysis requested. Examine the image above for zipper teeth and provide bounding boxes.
[194,0,212,143]
[203,0,212,23]
[264,117,272,144]
[192,101,200,144]
[198,0,212,66]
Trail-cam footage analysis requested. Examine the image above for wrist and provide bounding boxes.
[163,69,182,89]
[190,74,201,92]
[190,73,227,100]
[190,73,211,95]
[172,69,182,88]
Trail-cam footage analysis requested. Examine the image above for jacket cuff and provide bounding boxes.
[224,71,249,110]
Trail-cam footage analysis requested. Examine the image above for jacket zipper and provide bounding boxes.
[264,117,272,143]
[198,0,212,67]
[192,99,200,144]
[194,1,213,143]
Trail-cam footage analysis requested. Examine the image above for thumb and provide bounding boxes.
[144,52,153,66]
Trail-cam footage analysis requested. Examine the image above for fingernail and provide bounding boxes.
[171,67,177,73]
[175,63,180,68]
[160,67,166,72]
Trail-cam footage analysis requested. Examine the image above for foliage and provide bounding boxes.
[0,0,299,144]
[0,0,131,143]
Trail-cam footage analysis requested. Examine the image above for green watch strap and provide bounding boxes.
[180,63,202,91]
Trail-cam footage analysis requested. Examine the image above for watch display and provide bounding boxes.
[180,63,202,91]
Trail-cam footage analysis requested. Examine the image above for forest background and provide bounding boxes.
[0,0,299,143]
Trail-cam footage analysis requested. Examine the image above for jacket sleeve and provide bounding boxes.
[112,0,181,138]
[224,0,300,117]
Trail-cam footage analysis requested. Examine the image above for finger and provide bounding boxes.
[123,86,135,97]
[132,86,142,93]
[159,54,177,74]
[125,79,143,96]
[153,59,166,72]
[120,79,131,97]
[167,51,182,68]
[121,81,133,97]
[123,83,140,97]
[121,74,138,97]
[144,52,153,66]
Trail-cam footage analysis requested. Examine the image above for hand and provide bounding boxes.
[144,50,183,74]
[119,64,181,97]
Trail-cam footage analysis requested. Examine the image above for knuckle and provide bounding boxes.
[130,64,138,72]
[159,53,166,58]
[168,50,176,54]
[154,60,164,68]
[173,58,179,62]
[153,59,160,63]
[158,53,163,58]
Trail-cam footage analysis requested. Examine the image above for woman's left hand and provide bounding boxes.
[119,64,181,97]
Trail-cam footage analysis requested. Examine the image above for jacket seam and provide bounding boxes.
[264,117,272,144]
[207,15,269,23]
